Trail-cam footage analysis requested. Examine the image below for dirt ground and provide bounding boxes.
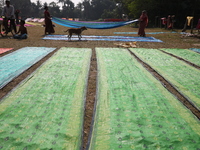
[0,23,200,149]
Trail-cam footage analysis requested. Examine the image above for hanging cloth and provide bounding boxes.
[52,17,138,29]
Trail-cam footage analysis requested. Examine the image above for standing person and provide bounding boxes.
[13,20,27,39]
[44,6,55,35]
[171,15,176,30]
[1,0,17,34]
[167,15,171,29]
[196,18,200,29]
[138,10,148,37]
[15,9,20,25]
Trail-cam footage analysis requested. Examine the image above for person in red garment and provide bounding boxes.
[44,6,55,35]
[196,19,200,29]
[138,10,148,37]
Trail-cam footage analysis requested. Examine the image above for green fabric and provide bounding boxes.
[160,48,200,66]
[130,48,200,110]
[89,48,200,150]
[0,47,92,150]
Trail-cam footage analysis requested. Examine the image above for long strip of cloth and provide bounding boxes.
[43,35,163,42]
[114,31,177,34]
[0,48,92,149]
[52,17,138,29]
[88,48,200,150]
[130,48,200,110]
[160,48,200,67]
[0,47,56,89]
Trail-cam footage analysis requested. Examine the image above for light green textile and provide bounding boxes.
[130,48,200,110]
[160,48,200,66]
[0,47,56,88]
[0,48,91,150]
[89,48,200,150]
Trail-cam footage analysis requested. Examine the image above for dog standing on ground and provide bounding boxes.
[64,26,87,41]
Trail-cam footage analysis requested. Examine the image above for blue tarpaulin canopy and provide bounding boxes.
[52,17,138,29]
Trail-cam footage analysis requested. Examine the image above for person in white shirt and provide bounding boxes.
[1,0,17,34]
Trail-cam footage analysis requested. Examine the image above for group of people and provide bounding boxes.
[1,0,27,39]
[1,0,55,39]
[161,15,176,29]
[2,0,147,39]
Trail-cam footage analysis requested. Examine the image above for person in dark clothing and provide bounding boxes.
[1,0,17,34]
[13,20,28,39]
[44,6,55,35]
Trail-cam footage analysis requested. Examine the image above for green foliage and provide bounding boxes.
[127,0,200,27]
[90,0,116,20]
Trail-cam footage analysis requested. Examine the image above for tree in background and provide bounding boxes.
[116,0,200,28]
[82,0,91,20]
[11,0,33,18]
[60,0,75,18]
[73,2,83,19]
[90,0,116,20]
[49,2,61,18]
[57,0,65,7]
